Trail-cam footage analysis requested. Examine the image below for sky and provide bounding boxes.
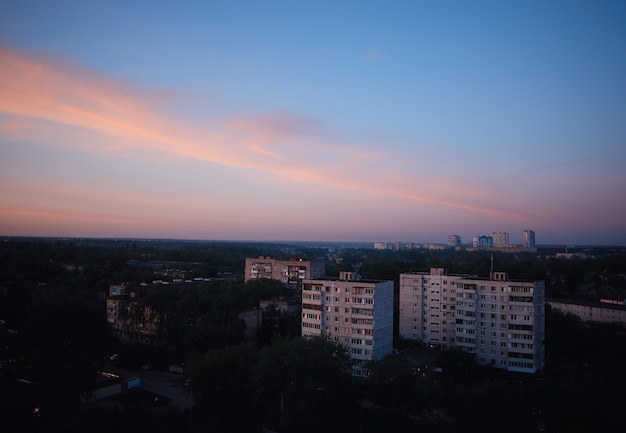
[1,1,625,246]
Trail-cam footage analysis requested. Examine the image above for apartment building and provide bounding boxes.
[523,229,536,248]
[106,284,160,345]
[491,232,510,247]
[448,234,461,247]
[301,272,394,375]
[244,256,325,286]
[547,299,626,326]
[472,235,493,248]
[399,268,545,373]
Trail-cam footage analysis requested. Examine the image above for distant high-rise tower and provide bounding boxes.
[448,234,461,247]
[523,230,535,248]
[491,232,509,247]
[473,235,493,248]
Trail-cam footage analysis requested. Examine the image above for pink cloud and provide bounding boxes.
[0,43,526,232]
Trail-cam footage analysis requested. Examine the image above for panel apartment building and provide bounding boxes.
[301,272,394,376]
[244,256,325,286]
[399,268,545,373]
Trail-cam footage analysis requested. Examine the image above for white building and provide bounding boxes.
[301,271,394,375]
[491,232,510,247]
[399,268,545,373]
[523,229,536,248]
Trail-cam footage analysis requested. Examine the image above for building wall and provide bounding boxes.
[399,268,463,349]
[491,232,510,247]
[238,309,260,347]
[301,273,394,374]
[523,229,536,248]
[473,235,493,248]
[106,285,160,345]
[245,256,325,285]
[448,235,461,247]
[399,269,545,373]
[547,300,626,326]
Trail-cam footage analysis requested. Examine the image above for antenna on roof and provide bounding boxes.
[490,254,494,279]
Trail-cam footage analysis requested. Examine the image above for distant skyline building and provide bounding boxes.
[473,235,493,248]
[523,229,536,248]
[448,234,461,247]
[399,268,545,373]
[491,232,509,247]
[301,271,394,376]
[373,242,388,250]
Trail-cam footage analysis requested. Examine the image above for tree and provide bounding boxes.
[186,344,257,430]
[365,355,438,416]
[251,336,356,433]
[434,347,479,383]
[257,304,301,347]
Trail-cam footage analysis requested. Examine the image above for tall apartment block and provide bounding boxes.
[523,229,536,248]
[399,268,545,373]
[491,232,510,247]
[244,256,325,286]
[448,234,461,247]
[472,235,493,248]
[301,272,394,375]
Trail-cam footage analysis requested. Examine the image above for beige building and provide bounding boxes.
[547,299,626,326]
[301,272,394,376]
[106,284,161,345]
[399,268,545,373]
[244,256,325,286]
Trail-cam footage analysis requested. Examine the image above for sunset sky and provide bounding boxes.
[1,1,625,245]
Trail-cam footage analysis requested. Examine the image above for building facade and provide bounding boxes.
[472,235,493,248]
[547,299,626,326]
[399,268,545,373]
[491,232,510,247]
[106,284,161,345]
[448,234,461,247]
[301,272,394,375]
[523,229,536,248]
[244,256,325,286]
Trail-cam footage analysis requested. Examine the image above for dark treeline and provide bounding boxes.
[1,239,625,432]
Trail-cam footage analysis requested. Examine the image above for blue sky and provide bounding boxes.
[1,0,625,245]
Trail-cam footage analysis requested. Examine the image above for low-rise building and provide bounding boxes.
[244,256,325,286]
[547,299,626,326]
[106,284,161,345]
